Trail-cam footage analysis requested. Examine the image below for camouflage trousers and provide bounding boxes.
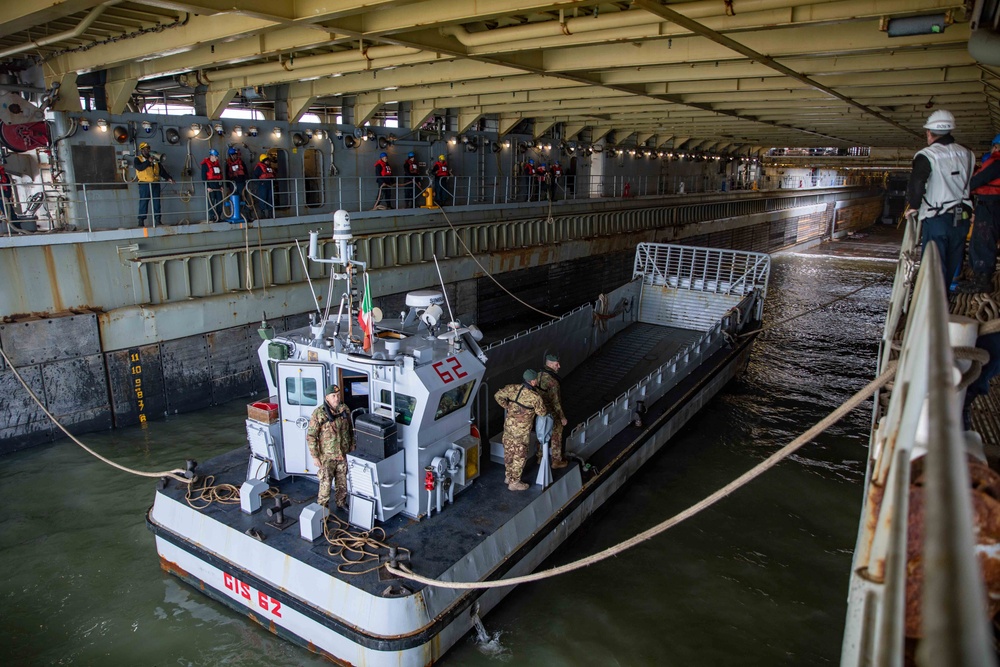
[537,421,565,464]
[502,433,529,485]
[317,459,348,508]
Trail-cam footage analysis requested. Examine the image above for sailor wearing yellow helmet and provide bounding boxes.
[430,153,452,206]
[252,152,276,219]
[134,141,175,227]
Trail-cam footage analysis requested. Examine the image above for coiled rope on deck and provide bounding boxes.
[184,473,282,509]
[324,513,411,576]
[0,346,194,484]
[388,360,901,588]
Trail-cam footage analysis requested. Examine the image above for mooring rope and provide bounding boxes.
[0,346,194,484]
[737,282,876,338]
[387,361,900,587]
[439,206,561,319]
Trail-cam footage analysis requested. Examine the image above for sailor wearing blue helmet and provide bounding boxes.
[201,148,224,221]
[403,152,420,207]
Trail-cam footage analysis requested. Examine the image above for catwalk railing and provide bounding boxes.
[0,173,845,235]
[840,244,997,667]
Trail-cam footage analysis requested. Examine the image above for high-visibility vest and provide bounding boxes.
[136,157,159,183]
[915,140,974,219]
[432,161,449,177]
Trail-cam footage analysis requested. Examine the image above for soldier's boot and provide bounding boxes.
[508,481,529,491]
[552,459,568,469]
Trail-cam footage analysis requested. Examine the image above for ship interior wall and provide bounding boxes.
[0,195,881,454]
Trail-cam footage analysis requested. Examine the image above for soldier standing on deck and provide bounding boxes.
[494,370,548,491]
[537,352,568,469]
[306,385,355,509]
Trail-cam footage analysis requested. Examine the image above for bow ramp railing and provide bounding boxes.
[841,244,997,667]
[634,243,770,330]
[566,243,769,461]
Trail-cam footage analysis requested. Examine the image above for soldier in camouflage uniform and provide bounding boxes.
[494,369,548,491]
[306,384,355,508]
[537,352,568,469]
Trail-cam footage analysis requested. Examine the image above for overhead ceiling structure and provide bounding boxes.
[1,0,998,152]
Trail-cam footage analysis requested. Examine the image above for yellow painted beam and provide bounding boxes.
[52,73,81,112]
[497,114,523,136]
[105,77,138,115]
[409,103,436,131]
[457,110,482,134]
[354,99,382,127]
[206,89,238,119]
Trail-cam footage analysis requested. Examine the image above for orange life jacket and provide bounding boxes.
[202,157,223,181]
[227,157,246,178]
[973,153,1000,197]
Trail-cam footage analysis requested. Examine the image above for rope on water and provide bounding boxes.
[0,345,194,484]
[388,360,900,588]
[738,282,877,338]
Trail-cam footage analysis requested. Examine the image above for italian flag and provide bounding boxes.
[358,272,373,349]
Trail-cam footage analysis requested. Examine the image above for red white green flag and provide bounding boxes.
[358,272,373,345]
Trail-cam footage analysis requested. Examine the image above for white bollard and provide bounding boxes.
[299,503,329,542]
[239,479,269,514]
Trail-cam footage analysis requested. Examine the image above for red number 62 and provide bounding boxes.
[432,357,467,383]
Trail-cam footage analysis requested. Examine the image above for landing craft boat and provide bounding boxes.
[147,211,770,665]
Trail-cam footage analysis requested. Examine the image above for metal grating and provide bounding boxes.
[633,243,770,329]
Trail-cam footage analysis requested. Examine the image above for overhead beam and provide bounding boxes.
[631,0,926,140]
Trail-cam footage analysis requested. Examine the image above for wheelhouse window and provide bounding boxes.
[435,380,475,420]
[380,389,417,426]
[285,377,318,406]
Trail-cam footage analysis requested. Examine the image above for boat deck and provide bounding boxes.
[157,321,707,596]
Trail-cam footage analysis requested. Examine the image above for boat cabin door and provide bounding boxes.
[276,361,327,475]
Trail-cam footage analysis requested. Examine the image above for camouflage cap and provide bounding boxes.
[522,369,538,382]
[325,384,341,396]
[544,352,559,363]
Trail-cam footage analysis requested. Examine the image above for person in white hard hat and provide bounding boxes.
[905,109,975,291]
